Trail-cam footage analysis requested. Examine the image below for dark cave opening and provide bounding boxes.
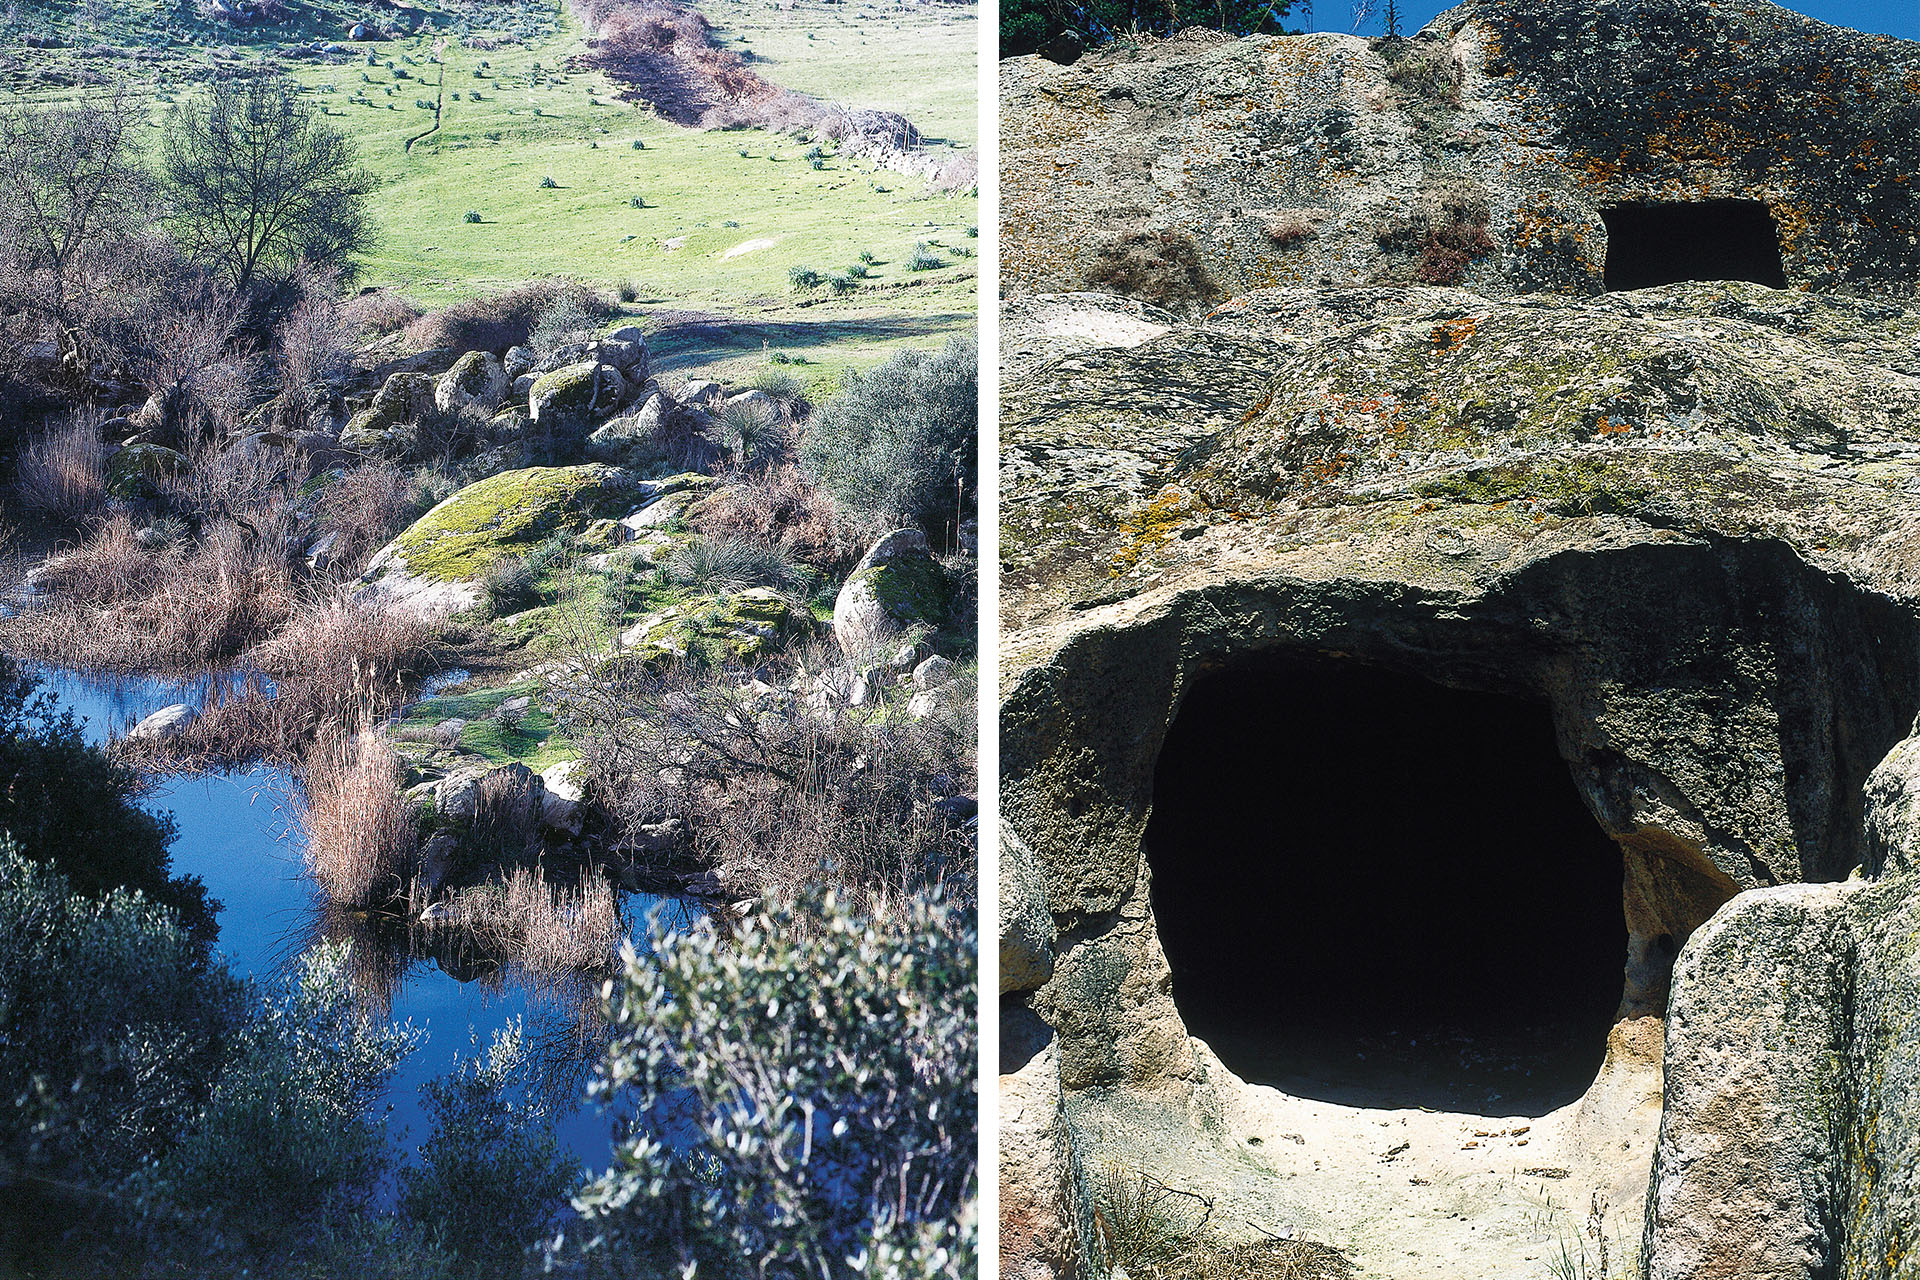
[1600,199,1788,291]
[1145,653,1627,1116]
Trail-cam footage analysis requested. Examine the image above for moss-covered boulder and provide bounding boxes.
[104,443,186,500]
[529,361,623,434]
[361,464,640,623]
[833,529,951,657]
[435,350,509,417]
[618,588,803,665]
[340,370,435,455]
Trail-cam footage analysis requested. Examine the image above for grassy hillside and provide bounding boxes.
[5,0,977,370]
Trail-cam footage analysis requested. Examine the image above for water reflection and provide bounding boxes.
[21,662,694,1165]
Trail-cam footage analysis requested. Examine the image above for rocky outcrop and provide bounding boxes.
[361,464,643,623]
[999,216,1920,1280]
[833,529,952,658]
[1002,0,1920,306]
[435,350,508,416]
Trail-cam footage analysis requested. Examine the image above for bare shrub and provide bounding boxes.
[460,865,621,980]
[17,413,107,523]
[1084,229,1225,315]
[558,649,976,910]
[308,460,422,576]
[274,266,354,429]
[694,464,861,573]
[406,278,607,354]
[340,289,421,338]
[136,284,260,447]
[298,728,419,909]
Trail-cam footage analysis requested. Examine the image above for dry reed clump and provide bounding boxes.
[457,865,622,981]
[112,595,436,769]
[16,413,107,524]
[297,727,420,910]
[465,764,545,867]
[404,278,606,355]
[1,512,300,671]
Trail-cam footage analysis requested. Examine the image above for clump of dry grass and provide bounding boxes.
[1083,228,1225,316]
[1095,1164,1354,1280]
[466,764,545,867]
[3,511,300,671]
[340,289,422,339]
[16,413,107,524]
[457,865,622,981]
[297,727,420,910]
[404,278,606,354]
[1265,213,1319,247]
[694,464,862,574]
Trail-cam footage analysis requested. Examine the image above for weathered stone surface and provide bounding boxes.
[834,529,952,658]
[617,587,800,664]
[528,361,623,432]
[104,443,185,500]
[435,350,508,416]
[998,1011,1098,1280]
[1003,0,1920,307]
[126,703,196,742]
[999,828,1056,995]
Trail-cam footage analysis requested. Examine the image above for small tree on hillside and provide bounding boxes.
[161,76,377,294]
[0,86,162,366]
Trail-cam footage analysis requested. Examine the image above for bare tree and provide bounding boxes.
[160,76,378,294]
[0,86,160,367]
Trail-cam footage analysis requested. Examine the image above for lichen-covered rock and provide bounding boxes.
[528,361,623,433]
[586,390,667,466]
[341,370,436,454]
[833,529,952,658]
[1645,863,1920,1280]
[617,587,801,665]
[1000,828,1056,995]
[104,443,186,500]
[1003,0,1920,305]
[435,350,508,416]
[361,464,638,623]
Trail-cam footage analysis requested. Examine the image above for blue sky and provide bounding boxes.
[1303,0,1920,41]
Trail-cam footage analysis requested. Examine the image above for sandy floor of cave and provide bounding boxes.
[1216,1019,1663,1280]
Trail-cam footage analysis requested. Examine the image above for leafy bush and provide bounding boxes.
[400,1024,580,1278]
[800,335,977,542]
[0,846,242,1196]
[788,265,824,291]
[567,890,977,1279]
[465,209,484,223]
[828,272,857,294]
[906,241,945,272]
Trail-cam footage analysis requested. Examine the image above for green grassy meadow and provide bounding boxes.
[8,0,977,373]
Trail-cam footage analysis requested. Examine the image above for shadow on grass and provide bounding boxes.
[645,309,974,373]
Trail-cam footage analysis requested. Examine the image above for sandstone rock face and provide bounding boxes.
[999,828,1056,996]
[999,181,1920,1280]
[833,530,952,658]
[1002,0,1920,307]
[999,1013,1098,1280]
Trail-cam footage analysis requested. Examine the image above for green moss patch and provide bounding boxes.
[378,463,639,585]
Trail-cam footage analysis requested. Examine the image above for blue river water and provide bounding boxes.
[29,666,648,1172]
